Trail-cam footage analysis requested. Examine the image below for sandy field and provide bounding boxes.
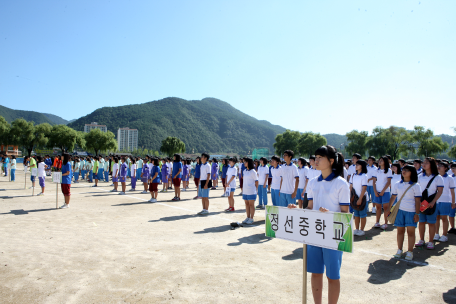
[1,165,455,304]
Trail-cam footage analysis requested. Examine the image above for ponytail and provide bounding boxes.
[334,152,345,178]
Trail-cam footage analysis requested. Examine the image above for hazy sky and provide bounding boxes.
[1,1,455,135]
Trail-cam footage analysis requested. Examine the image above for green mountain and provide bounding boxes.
[322,133,347,149]
[0,105,69,125]
[67,97,286,154]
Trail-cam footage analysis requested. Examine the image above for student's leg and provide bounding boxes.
[327,278,341,304]
[450,216,455,229]
[249,200,255,219]
[435,215,441,236]
[114,182,118,191]
[229,192,234,208]
[383,203,390,225]
[397,227,405,251]
[257,186,263,206]
[131,177,136,189]
[355,216,360,230]
[244,200,250,218]
[418,221,426,241]
[122,182,126,192]
[427,223,435,242]
[144,182,148,191]
[154,190,158,200]
[406,226,416,252]
[176,184,180,198]
[263,186,268,205]
[11,169,15,181]
[375,203,382,223]
[203,197,209,210]
[311,273,324,304]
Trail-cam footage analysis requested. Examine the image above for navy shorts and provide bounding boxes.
[307,245,343,280]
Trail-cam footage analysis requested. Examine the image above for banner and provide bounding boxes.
[52,172,62,183]
[265,206,353,253]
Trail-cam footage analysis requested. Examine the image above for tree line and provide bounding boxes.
[274,126,456,159]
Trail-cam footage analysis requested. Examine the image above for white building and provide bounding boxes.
[117,127,138,152]
[84,122,107,133]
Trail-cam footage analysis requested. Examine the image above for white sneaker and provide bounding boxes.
[380,224,388,230]
[353,229,360,236]
[358,230,365,236]
[246,218,254,225]
[438,235,448,242]
[404,251,413,260]
[433,234,440,241]
[197,210,204,215]
[393,249,403,258]
[110,189,117,192]
[141,190,148,194]
[109,183,114,186]
[129,189,136,191]
[372,207,377,214]
[152,198,157,203]
[29,186,34,189]
[148,198,154,202]
[373,222,381,228]
[59,204,69,209]
[242,217,249,224]
[119,192,126,195]
[36,192,44,196]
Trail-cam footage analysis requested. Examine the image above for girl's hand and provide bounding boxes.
[263,184,267,188]
[380,191,385,196]
[288,204,297,209]
[414,214,419,222]
[374,192,379,197]
[452,203,456,210]
[319,207,329,213]
[301,192,305,198]
[357,198,362,206]
[429,201,436,208]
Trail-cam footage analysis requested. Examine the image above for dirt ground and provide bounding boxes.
[1,165,455,304]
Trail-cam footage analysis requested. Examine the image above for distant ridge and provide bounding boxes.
[0,105,69,125]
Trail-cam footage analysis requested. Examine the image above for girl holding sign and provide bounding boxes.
[289,145,349,304]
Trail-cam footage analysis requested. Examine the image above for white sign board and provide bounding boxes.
[31,168,37,177]
[52,172,62,183]
[265,206,354,253]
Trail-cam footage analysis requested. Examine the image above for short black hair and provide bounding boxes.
[398,159,405,164]
[402,165,418,183]
[298,157,307,167]
[244,157,254,170]
[356,160,368,174]
[414,159,422,164]
[309,155,316,161]
[352,153,361,160]
[283,150,294,158]
[392,163,402,175]
[271,155,281,163]
[201,153,210,161]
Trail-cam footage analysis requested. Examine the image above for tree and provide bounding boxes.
[84,129,117,156]
[367,127,389,158]
[160,137,185,157]
[366,126,414,160]
[0,116,11,146]
[345,130,369,157]
[273,130,300,156]
[297,132,327,157]
[47,125,79,153]
[411,126,449,157]
[448,146,456,159]
[9,119,50,157]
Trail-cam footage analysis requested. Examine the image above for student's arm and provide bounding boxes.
[227,174,235,186]
[174,168,182,179]
[263,174,268,188]
[358,185,367,206]
[339,205,349,213]
[279,177,283,196]
[380,179,391,196]
[151,172,158,181]
[414,197,421,222]
[291,177,299,199]
[302,178,309,198]
[204,173,210,189]
[255,180,259,189]
[387,194,397,210]
[346,175,351,182]
[430,187,443,207]
[451,189,455,208]
[373,178,379,197]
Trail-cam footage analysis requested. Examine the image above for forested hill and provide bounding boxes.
[67,97,286,153]
[0,105,69,125]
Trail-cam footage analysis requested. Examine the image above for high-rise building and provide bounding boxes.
[84,122,107,133]
[117,127,138,152]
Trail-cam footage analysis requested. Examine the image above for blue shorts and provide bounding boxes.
[367,186,375,202]
[307,245,343,280]
[437,202,451,216]
[200,188,210,198]
[93,172,98,179]
[374,192,391,204]
[419,211,437,224]
[353,201,369,218]
[243,194,257,201]
[279,193,296,207]
[230,188,236,192]
[450,206,456,217]
[394,209,417,227]
[271,189,280,206]
[296,188,304,201]
[98,169,103,180]
[31,175,36,182]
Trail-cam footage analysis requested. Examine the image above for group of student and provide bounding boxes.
[0,154,16,180]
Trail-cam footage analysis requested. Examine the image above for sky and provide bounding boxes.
[1,1,455,136]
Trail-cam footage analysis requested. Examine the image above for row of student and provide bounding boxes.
[0,154,17,180]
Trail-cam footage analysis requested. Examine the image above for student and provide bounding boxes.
[350,160,368,236]
[140,158,150,193]
[111,157,119,192]
[256,157,269,209]
[160,159,168,193]
[118,157,128,195]
[221,159,228,196]
[10,155,16,182]
[416,157,444,250]
[347,153,361,182]
[270,155,282,206]
[279,150,299,207]
[193,157,202,200]
[211,158,219,190]
[307,155,321,181]
[29,155,37,189]
[433,162,455,242]
[98,156,104,184]
[367,156,377,214]
[241,157,259,225]
[36,156,47,196]
[238,158,244,195]
[92,156,99,187]
[391,164,402,188]
[388,165,421,260]
[73,159,80,183]
[372,156,393,229]
[289,145,349,304]
[182,159,189,191]
[398,159,406,168]
[87,158,93,183]
[130,158,137,191]
[167,158,173,190]
[148,158,160,202]
[80,157,86,180]
[414,159,423,174]
[44,155,52,176]
[297,158,309,209]
[197,153,212,215]
[225,158,237,212]
[448,164,456,234]
[268,160,273,193]
[59,153,72,209]
[172,154,183,201]
[103,157,109,182]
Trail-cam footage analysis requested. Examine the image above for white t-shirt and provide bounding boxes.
[343,167,348,180]
[349,173,368,198]
[238,164,243,175]
[257,165,269,186]
[38,162,46,178]
[242,169,258,195]
[137,159,143,169]
[307,167,321,180]
[437,173,455,203]
[11,159,16,169]
[104,160,109,171]
[86,162,93,171]
[131,164,136,173]
[271,166,282,190]
[298,166,309,189]
[226,166,237,189]
[391,181,422,213]
[391,174,402,190]
[347,164,356,177]
[366,165,377,186]
[112,163,119,177]
[418,173,444,197]
[373,168,393,193]
[280,163,299,194]
[200,163,211,181]
[307,174,350,212]
[74,162,80,172]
